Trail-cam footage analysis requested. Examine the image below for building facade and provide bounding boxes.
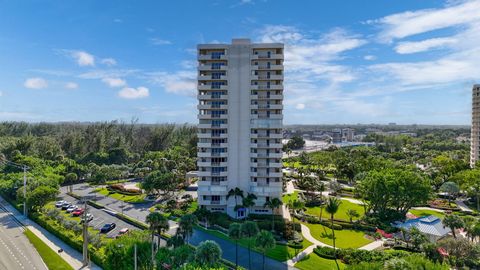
[471,84,480,167]
[197,39,284,218]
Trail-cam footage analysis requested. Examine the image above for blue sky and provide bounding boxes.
[0,0,479,125]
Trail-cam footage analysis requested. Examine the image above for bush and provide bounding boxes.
[320,220,343,230]
[314,246,337,259]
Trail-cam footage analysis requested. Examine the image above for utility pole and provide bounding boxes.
[134,243,137,270]
[23,166,27,217]
[82,200,89,266]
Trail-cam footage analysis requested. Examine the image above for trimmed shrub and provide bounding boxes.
[314,246,337,259]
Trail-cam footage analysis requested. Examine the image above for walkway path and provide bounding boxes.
[455,199,474,213]
[286,224,332,267]
[359,240,383,251]
[0,196,101,270]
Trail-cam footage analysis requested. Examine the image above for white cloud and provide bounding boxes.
[147,70,196,96]
[65,82,78,89]
[0,91,3,97]
[118,87,149,99]
[78,69,139,80]
[364,55,376,61]
[394,37,457,54]
[24,77,48,89]
[295,103,305,110]
[102,77,126,88]
[101,58,117,66]
[371,0,480,42]
[70,50,95,66]
[150,38,172,45]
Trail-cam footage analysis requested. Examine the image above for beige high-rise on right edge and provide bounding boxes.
[196,39,284,218]
[471,84,480,167]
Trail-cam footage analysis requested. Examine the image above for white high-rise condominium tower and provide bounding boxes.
[197,39,284,218]
[471,84,480,167]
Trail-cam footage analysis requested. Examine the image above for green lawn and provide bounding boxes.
[303,222,373,249]
[96,187,146,203]
[195,226,312,262]
[409,209,445,219]
[295,253,345,270]
[24,229,74,270]
[304,198,365,222]
[283,191,300,204]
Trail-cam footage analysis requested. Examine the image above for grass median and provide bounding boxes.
[24,229,74,270]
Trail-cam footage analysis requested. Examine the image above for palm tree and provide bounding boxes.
[179,214,197,244]
[242,193,257,217]
[195,240,223,267]
[443,214,464,238]
[346,209,359,224]
[146,212,168,263]
[255,230,276,270]
[228,223,242,269]
[325,197,341,270]
[288,199,305,226]
[196,207,211,228]
[227,188,244,218]
[241,221,259,270]
[264,198,283,231]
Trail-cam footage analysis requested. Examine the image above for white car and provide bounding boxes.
[55,200,66,208]
[66,205,78,213]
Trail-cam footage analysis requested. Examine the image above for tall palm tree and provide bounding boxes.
[228,223,242,269]
[255,230,276,270]
[241,221,259,270]
[146,212,168,263]
[179,214,197,244]
[227,187,244,217]
[325,197,341,270]
[288,199,305,226]
[195,240,223,267]
[243,193,257,217]
[264,198,283,231]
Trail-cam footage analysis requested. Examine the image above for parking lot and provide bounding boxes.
[57,194,140,239]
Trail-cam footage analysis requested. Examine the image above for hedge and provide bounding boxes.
[314,246,337,259]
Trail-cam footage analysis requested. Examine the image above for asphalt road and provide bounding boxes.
[0,205,48,270]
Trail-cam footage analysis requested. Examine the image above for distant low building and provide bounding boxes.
[393,215,451,242]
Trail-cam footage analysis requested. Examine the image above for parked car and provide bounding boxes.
[61,202,71,210]
[66,205,78,213]
[116,228,129,238]
[100,223,116,233]
[80,213,93,224]
[55,200,66,208]
[72,208,84,217]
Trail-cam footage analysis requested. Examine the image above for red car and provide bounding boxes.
[72,208,85,217]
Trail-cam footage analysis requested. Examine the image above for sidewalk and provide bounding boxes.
[286,224,332,267]
[455,199,474,213]
[0,196,101,270]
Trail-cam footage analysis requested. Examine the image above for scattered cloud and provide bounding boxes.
[102,77,126,88]
[24,77,48,89]
[101,58,117,66]
[150,38,172,45]
[364,55,376,61]
[59,50,95,66]
[0,91,3,97]
[78,69,139,79]
[113,18,122,23]
[118,86,149,99]
[371,0,480,42]
[146,70,196,96]
[65,82,78,89]
[394,37,457,54]
[295,103,305,110]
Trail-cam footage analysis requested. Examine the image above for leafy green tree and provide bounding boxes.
[142,170,177,197]
[286,136,305,150]
[241,221,259,270]
[409,227,427,251]
[451,169,480,210]
[195,240,222,267]
[443,214,464,238]
[357,169,431,219]
[64,172,77,193]
[104,230,153,270]
[146,211,169,260]
[264,198,283,231]
[179,214,197,244]
[21,186,59,212]
[228,223,242,269]
[255,230,276,270]
[325,197,341,270]
[439,181,459,205]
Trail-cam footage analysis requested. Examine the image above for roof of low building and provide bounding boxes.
[394,215,451,237]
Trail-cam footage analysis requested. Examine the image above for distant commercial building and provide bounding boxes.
[341,128,355,142]
[471,84,480,167]
[196,39,284,218]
